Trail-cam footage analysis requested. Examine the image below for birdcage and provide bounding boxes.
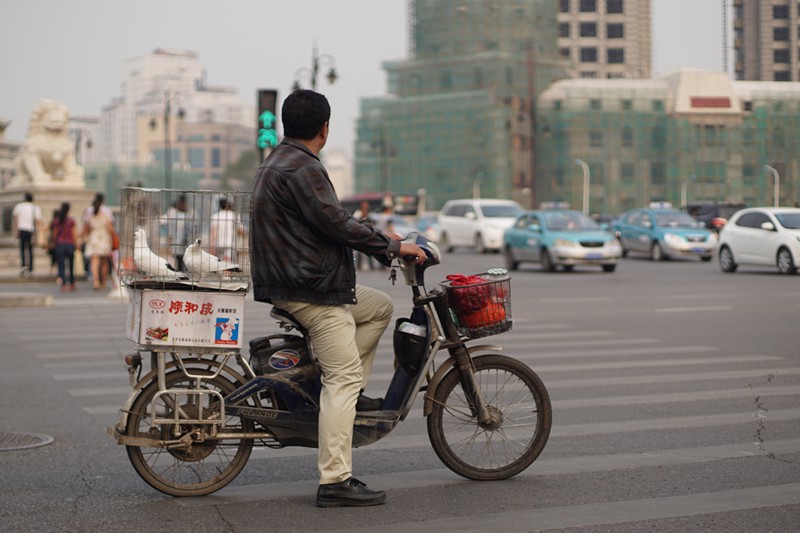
[118,187,251,292]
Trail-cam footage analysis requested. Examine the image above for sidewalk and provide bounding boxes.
[0,248,125,307]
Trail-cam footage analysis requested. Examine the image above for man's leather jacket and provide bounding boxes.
[251,139,400,305]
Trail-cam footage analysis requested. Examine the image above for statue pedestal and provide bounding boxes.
[0,185,98,247]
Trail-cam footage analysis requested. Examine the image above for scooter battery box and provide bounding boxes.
[249,334,312,374]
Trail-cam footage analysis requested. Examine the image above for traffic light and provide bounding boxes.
[257,89,278,159]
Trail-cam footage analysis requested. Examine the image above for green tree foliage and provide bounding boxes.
[221,149,261,191]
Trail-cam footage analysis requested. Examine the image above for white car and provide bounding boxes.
[438,199,524,253]
[717,207,800,274]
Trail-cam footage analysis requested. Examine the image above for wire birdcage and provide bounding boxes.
[118,188,251,291]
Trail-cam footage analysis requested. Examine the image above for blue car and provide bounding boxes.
[612,206,717,261]
[503,209,622,272]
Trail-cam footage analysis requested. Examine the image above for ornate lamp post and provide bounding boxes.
[149,93,185,189]
[292,43,338,91]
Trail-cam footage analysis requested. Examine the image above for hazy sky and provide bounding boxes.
[0,0,724,155]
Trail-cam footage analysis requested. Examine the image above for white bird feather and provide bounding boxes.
[133,228,187,279]
[184,238,242,275]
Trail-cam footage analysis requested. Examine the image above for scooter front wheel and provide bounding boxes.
[125,369,254,496]
[427,354,552,480]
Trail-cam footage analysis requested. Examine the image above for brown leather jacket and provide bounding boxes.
[251,139,400,305]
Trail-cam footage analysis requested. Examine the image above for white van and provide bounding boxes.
[438,199,524,253]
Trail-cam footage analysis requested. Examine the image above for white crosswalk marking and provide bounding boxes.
[5,297,799,530]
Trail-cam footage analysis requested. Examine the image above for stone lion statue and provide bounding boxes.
[10,99,85,188]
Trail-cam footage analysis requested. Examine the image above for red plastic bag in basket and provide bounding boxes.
[446,274,490,313]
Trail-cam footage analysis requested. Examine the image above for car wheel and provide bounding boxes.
[602,264,616,272]
[718,246,737,272]
[440,233,453,253]
[504,246,519,271]
[541,249,556,272]
[562,265,574,272]
[777,247,797,275]
[651,242,668,261]
[474,233,486,254]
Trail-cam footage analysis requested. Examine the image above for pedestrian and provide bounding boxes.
[50,202,78,291]
[209,197,246,262]
[251,89,426,508]
[82,194,114,290]
[353,200,376,271]
[81,193,114,282]
[159,194,189,271]
[48,208,59,278]
[11,191,43,277]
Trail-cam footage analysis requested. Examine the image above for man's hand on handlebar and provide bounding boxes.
[399,242,427,265]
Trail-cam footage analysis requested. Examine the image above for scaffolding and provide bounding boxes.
[355,0,567,210]
[536,72,800,214]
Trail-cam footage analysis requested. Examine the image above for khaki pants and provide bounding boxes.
[273,284,393,484]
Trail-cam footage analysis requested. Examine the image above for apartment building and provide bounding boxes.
[557,0,651,79]
[733,0,800,81]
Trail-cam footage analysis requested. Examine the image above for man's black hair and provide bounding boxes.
[24,192,33,202]
[282,89,331,141]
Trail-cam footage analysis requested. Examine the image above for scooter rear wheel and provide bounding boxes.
[427,354,551,480]
[125,369,254,496]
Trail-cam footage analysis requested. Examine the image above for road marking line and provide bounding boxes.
[553,385,800,408]
[333,483,800,532]
[655,305,732,313]
[172,440,800,508]
[530,354,779,372]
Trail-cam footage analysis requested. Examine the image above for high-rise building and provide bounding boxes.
[557,0,651,79]
[0,119,21,189]
[97,48,254,170]
[733,0,800,81]
[355,0,568,210]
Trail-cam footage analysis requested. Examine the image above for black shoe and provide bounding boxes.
[356,393,383,411]
[316,477,386,507]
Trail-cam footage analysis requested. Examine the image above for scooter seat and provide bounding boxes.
[270,307,308,336]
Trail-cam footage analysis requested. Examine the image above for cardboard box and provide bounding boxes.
[127,289,245,348]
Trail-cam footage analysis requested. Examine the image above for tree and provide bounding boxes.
[221,149,261,191]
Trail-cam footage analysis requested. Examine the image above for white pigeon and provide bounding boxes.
[133,228,187,279]
[184,238,242,275]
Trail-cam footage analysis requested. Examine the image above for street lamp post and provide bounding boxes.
[292,43,338,91]
[765,165,780,207]
[575,159,590,215]
[372,128,394,193]
[681,175,697,208]
[73,129,93,165]
[150,93,185,189]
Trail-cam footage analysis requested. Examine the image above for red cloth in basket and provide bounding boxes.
[446,274,490,313]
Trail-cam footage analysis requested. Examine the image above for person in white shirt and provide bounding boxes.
[12,192,43,276]
[209,198,245,262]
[159,194,189,271]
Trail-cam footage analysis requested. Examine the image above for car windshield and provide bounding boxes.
[775,213,800,229]
[543,212,599,231]
[653,211,701,228]
[482,205,523,218]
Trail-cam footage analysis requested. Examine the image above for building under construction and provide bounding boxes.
[354,0,567,210]
[355,1,800,212]
[536,69,800,214]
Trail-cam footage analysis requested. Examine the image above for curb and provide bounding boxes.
[0,292,54,308]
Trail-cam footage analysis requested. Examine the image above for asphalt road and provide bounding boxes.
[1,250,799,532]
